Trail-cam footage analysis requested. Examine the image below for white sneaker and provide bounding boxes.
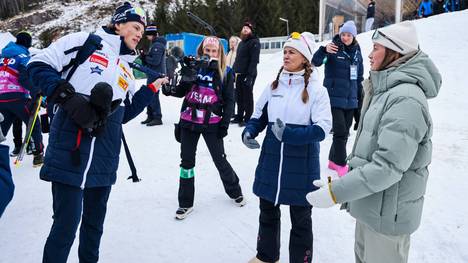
[233,196,246,207]
[175,207,193,220]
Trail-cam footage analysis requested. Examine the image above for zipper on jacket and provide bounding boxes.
[274,142,285,205]
[80,136,96,189]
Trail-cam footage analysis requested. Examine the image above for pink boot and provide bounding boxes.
[335,164,349,177]
[328,160,349,177]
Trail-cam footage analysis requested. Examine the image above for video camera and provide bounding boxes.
[162,54,211,96]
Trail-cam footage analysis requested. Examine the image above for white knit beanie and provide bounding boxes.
[372,21,419,55]
[283,32,316,62]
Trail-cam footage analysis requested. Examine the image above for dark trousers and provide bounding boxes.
[329,107,354,166]
[43,182,111,263]
[235,74,255,122]
[256,198,313,263]
[178,127,242,208]
[0,99,43,153]
[12,117,22,147]
[146,91,162,120]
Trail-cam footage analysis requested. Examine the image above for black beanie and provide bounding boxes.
[16,32,32,49]
[111,2,146,27]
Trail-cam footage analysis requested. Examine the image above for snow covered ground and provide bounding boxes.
[1,10,468,263]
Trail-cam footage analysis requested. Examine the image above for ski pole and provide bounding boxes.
[14,96,43,167]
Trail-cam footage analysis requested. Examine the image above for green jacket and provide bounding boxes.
[331,51,442,235]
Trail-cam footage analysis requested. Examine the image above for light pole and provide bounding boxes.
[279,17,289,36]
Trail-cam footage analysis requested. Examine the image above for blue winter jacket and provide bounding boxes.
[312,35,363,109]
[243,70,332,206]
[0,42,35,100]
[0,144,14,217]
[418,0,434,16]
[27,28,154,188]
[145,37,167,84]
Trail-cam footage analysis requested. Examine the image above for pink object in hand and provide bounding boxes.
[328,160,349,177]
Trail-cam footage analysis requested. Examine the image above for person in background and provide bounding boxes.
[231,21,260,126]
[226,36,241,68]
[307,21,441,263]
[243,31,332,263]
[0,113,14,218]
[27,3,168,262]
[140,24,167,126]
[226,36,241,120]
[0,31,44,166]
[365,0,376,31]
[418,0,433,18]
[433,0,446,15]
[163,36,245,220]
[312,21,364,177]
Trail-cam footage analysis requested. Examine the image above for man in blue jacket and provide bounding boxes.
[140,24,167,126]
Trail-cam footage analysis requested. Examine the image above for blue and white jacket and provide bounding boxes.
[28,27,154,188]
[243,69,332,206]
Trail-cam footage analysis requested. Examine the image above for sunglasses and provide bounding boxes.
[289,32,312,54]
[372,30,403,52]
[126,7,147,24]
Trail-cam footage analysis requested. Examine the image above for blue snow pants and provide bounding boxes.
[43,182,111,263]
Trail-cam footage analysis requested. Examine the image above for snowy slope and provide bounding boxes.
[1,10,468,263]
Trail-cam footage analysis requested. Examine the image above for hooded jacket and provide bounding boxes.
[331,51,442,235]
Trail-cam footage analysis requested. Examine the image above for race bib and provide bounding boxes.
[350,65,358,80]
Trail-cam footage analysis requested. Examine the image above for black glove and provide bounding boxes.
[217,126,228,139]
[61,94,100,129]
[90,82,113,120]
[49,80,75,104]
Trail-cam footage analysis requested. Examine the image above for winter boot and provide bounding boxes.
[146,119,163,126]
[175,207,193,220]
[248,257,279,263]
[33,151,44,167]
[26,142,34,155]
[233,195,246,207]
[10,144,22,157]
[328,160,348,177]
[140,116,153,125]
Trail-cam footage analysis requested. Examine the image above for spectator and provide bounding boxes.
[226,36,241,68]
[433,0,446,15]
[232,21,261,126]
[365,0,376,31]
[141,24,167,126]
[418,0,433,18]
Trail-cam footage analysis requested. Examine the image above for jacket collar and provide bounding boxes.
[97,27,137,62]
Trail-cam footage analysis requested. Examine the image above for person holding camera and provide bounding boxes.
[162,36,245,220]
[312,20,364,177]
[27,3,168,262]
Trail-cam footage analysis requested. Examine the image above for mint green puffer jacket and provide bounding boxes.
[331,50,442,235]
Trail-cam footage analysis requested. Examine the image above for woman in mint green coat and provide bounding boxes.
[307,21,442,263]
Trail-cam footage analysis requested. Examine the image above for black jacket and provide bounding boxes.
[367,1,376,18]
[233,34,260,77]
[145,36,167,83]
[433,0,445,15]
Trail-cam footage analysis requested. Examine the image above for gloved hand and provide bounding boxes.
[49,80,75,104]
[305,178,337,208]
[0,113,5,143]
[271,118,286,141]
[217,126,228,139]
[242,132,260,149]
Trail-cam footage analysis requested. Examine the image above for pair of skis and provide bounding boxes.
[14,96,43,167]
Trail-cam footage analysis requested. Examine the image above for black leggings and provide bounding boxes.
[178,128,242,208]
[329,107,354,166]
[256,198,313,263]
